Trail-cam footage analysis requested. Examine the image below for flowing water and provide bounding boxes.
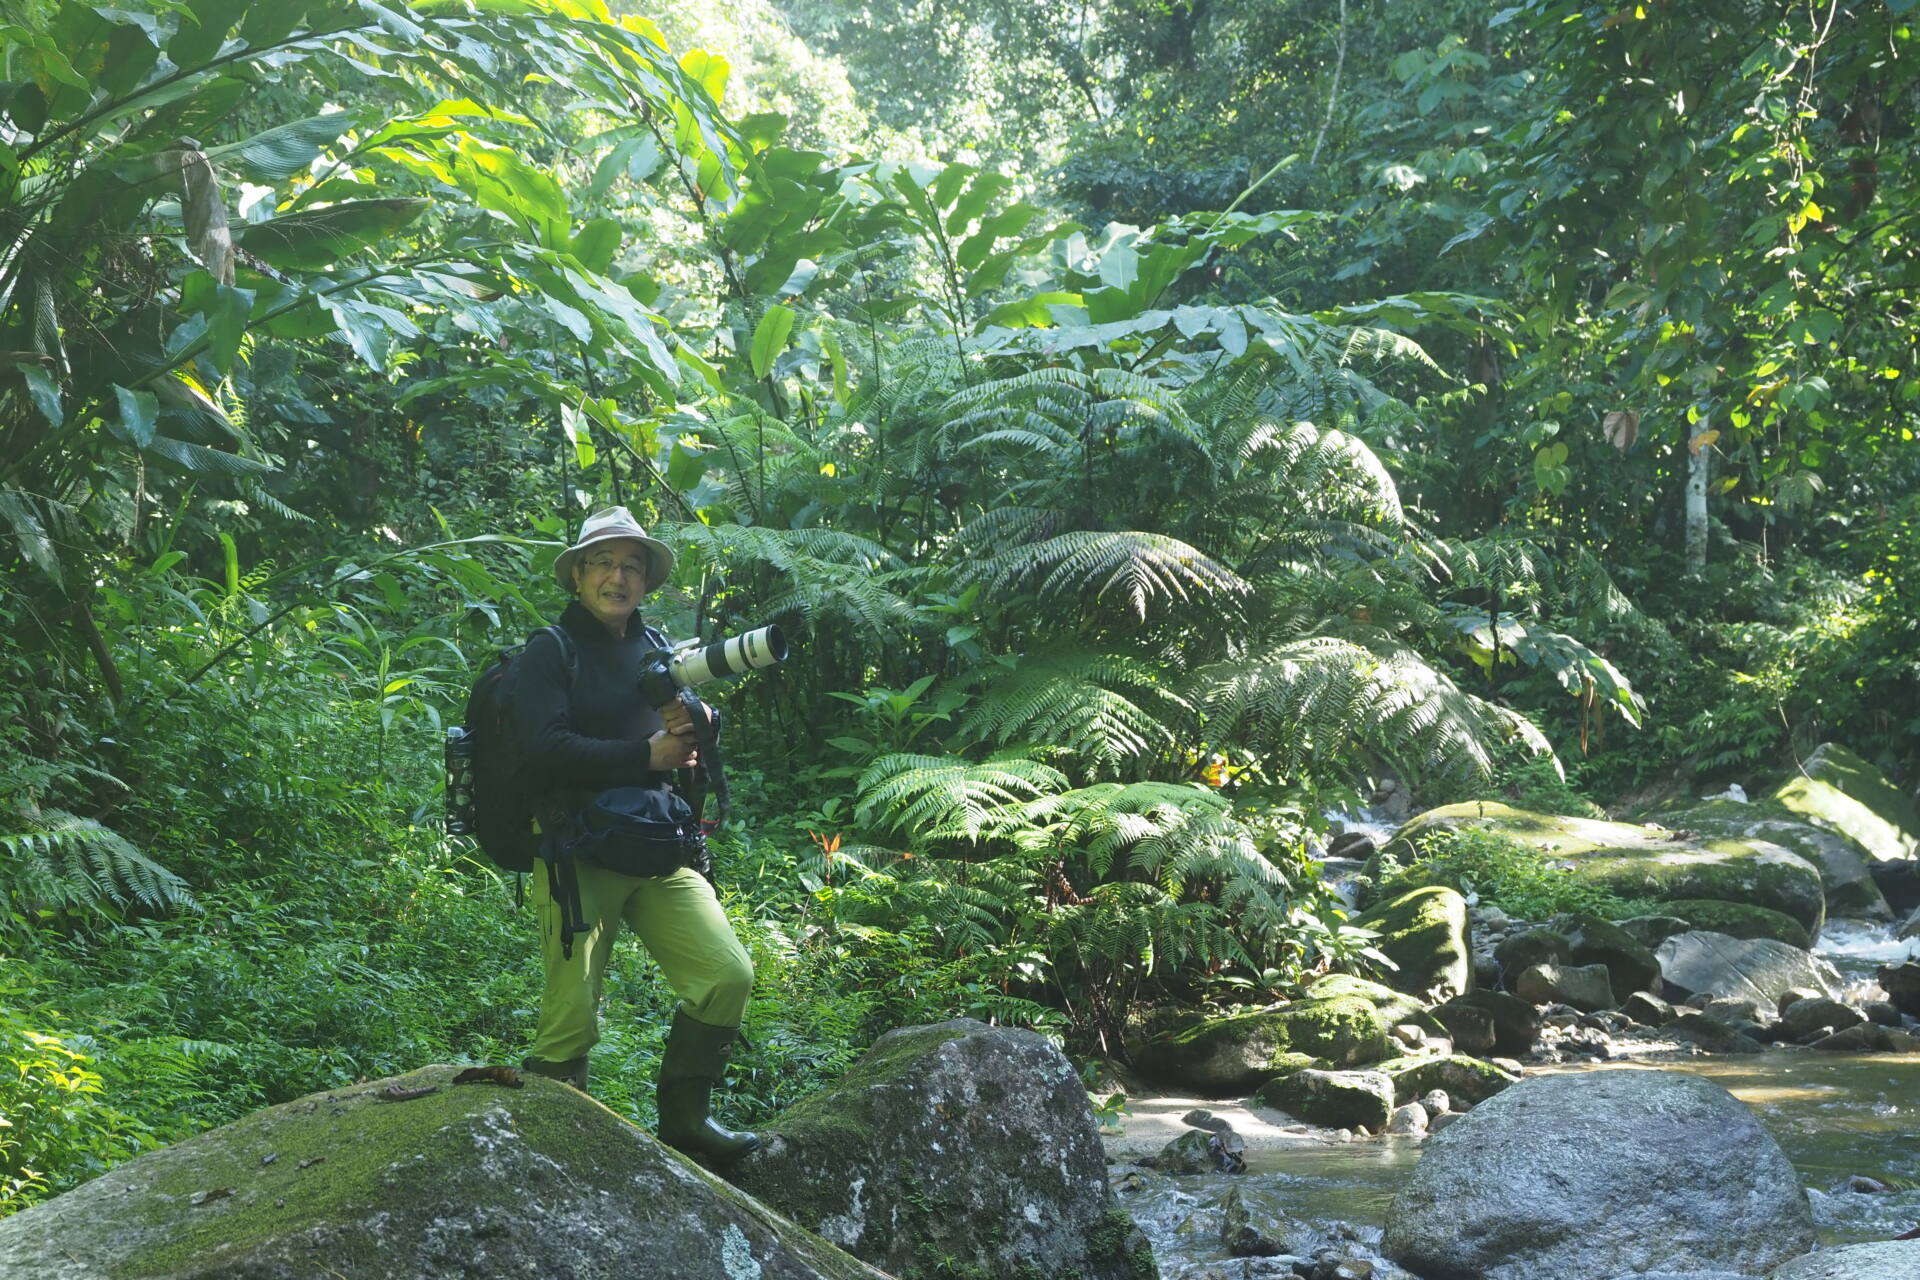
[1118,922,1920,1277]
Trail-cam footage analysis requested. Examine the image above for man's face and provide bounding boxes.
[573,538,650,628]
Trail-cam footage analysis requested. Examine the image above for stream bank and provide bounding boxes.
[1109,1049,1920,1277]
[1107,917,1920,1279]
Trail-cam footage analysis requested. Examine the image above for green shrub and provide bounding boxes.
[1379,826,1652,921]
[0,995,155,1213]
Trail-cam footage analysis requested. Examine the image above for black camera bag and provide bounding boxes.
[570,785,709,879]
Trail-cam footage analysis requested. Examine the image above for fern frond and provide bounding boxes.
[1,809,197,917]
[856,753,1068,843]
[239,479,314,523]
[961,651,1195,769]
[1195,631,1558,784]
[970,530,1250,621]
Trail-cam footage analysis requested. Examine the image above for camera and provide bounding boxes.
[636,624,789,710]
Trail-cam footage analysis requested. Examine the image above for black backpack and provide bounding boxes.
[446,625,577,873]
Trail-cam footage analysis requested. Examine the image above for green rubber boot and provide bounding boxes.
[521,1055,589,1092]
[655,1009,760,1162]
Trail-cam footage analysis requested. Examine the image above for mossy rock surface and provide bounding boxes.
[1251,1069,1395,1131]
[733,1019,1154,1280]
[1380,802,1828,934]
[1769,742,1920,864]
[1352,885,1472,1001]
[0,1065,889,1280]
[1654,801,1891,921]
[1133,996,1393,1095]
[1658,898,1812,948]
[1375,1054,1520,1107]
[1304,973,1448,1039]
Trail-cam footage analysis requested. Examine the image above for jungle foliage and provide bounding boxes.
[1,0,1914,1212]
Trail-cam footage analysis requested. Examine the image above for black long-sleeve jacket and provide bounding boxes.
[510,600,671,798]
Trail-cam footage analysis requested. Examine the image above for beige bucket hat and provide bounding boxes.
[552,506,675,593]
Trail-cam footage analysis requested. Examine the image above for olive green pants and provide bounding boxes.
[528,860,753,1064]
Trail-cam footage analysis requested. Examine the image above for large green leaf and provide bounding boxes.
[0,489,62,586]
[236,198,430,270]
[448,134,568,246]
[165,0,252,69]
[18,363,62,426]
[205,113,353,182]
[140,435,275,477]
[181,271,254,373]
[113,385,158,447]
[750,304,794,380]
[570,218,621,274]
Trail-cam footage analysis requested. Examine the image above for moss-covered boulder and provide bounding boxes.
[0,1066,889,1280]
[1659,898,1812,948]
[1380,802,1828,935]
[1351,885,1472,1001]
[1554,912,1662,996]
[1376,1054,1520,1107]
[1770,742,1920,864]
[1654,800,1892,921]
[732,1019,1154,1280]
[1251,1068,1396,1131]
[1304,972,1449,1040]
[1133,993,1396,1095]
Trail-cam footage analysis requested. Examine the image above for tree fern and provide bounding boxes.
[968,530,1250,622]
[959,649,1195,769]
[663,520,912,634]
[855,752,1067,842]
[1,809,196,919]
[1193,630,1556,784]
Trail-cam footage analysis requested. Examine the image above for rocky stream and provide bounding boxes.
[1108,920,1920,1279]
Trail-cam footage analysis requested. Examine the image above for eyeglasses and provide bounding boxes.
[584,553,649,578]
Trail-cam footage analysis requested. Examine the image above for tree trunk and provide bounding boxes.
[1685,423,1710,573]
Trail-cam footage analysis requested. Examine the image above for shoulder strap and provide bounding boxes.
[533,624,578,686]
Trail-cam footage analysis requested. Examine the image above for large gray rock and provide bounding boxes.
[1655,931,1839,1005]
[1434,989,1540,1057]
[731,1019,1154,1280]
[1768,1240,1920,1278]
[1380,1069,1814,1280]
[1779,997,1864,1041]
[0,1066,889,1280]
[1666,1012,1768,1055]
[1514,960,1616,1012]
[1882,961,1920,1017]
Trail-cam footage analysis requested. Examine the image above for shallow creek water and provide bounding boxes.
[1116,923,1920,1277]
